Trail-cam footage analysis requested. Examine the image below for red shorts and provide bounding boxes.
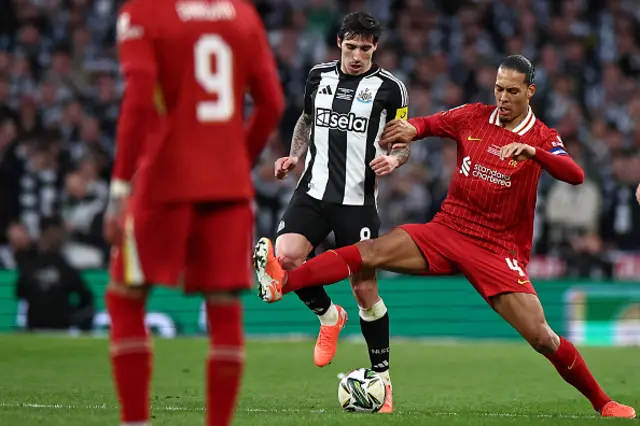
[399,222,536,300]
[109,198,253,293]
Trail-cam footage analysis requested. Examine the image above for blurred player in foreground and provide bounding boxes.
[253,55,635,418]
[105,1,284,425]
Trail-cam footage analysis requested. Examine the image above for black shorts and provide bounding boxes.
[276,191,380,248]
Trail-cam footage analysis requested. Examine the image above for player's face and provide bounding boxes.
[494,67,535,124]
[337,34,377,75]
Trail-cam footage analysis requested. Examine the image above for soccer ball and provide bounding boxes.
[337,368,387,413]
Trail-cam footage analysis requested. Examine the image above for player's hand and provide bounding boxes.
[103,195,128,246]
[274,156,299,180]
[636,183,640,206]
[370,155,401,177]
[500,142,536,161]
[380,119,417,148]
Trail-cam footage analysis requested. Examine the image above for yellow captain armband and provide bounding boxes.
[395,106,408,120]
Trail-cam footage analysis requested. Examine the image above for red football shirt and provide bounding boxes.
[409,103,571,265]
[113,0,284,203]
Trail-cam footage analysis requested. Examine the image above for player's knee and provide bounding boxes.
[106,282,148,301]
[275,234,312,270]
[528,325,560,355]
[105,283,148,343]
[204,290,241,305]
[274,242,308,270]
[356,239,384,268]
[204,293,243,353]
[279,255,305,270]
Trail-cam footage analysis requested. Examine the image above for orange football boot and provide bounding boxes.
[253,237,284,303]
[379,384,393,413]
[313,305,348,367]
[600,401,636,418]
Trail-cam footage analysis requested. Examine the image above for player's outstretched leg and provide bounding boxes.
[105,284,152,426]
[351,271,393,412]
[204,293,245,426]
[491,292,636,418]
[253,228,429,302]
[275,235,347,367]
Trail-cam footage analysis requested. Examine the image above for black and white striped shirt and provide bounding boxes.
[297,60,408,206]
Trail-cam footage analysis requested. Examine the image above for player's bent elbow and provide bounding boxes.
[562,160,585,185]
[565,170,585,186]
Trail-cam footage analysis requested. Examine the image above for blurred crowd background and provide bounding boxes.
[0,0,639,283]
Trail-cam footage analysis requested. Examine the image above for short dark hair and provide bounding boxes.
[499,55,536,85]
[337,12,381,44]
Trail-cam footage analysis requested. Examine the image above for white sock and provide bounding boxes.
[378,370,391,386]
[359,299,387,322]
[318,303,338,326]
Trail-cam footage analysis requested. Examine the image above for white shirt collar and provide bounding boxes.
[489,106,536,136]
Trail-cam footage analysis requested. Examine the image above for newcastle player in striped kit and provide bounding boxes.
[269,12,408,412]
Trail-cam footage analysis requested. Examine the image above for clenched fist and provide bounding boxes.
[104,196,127,246]
[500,142,536,161]
[380,119,417,149]
[274,156,299,180]
[370,155,400,177]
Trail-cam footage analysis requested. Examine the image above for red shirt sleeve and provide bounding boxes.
[534,130,584,185]
[245,8,285,162]
[111,1,158,188]
[408,103,475,140]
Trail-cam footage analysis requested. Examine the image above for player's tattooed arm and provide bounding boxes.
[290,112,312,159]
[371,143,410,176]
[275,112,311,179]
[390,144,411,168]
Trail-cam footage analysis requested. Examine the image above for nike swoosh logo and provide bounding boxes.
[518,279,530,285]
[468,136,482,141]
[567,355,577,370]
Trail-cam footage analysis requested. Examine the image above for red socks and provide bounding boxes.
[545,337,610,411]
[107,291,245,426]
[106,290,152,424]
[283,245,363,294]
[206,301,245,426]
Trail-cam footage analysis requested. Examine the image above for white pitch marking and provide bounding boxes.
[0,402,597,419]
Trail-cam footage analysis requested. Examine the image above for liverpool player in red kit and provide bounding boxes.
[104,1,284,425]
[253,55,635,418]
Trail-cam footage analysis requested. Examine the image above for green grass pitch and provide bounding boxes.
[0,335,637,425]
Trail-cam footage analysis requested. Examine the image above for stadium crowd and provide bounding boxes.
[0,0,639,278]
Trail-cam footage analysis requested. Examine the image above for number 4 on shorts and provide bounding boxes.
[504,257,525,277]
